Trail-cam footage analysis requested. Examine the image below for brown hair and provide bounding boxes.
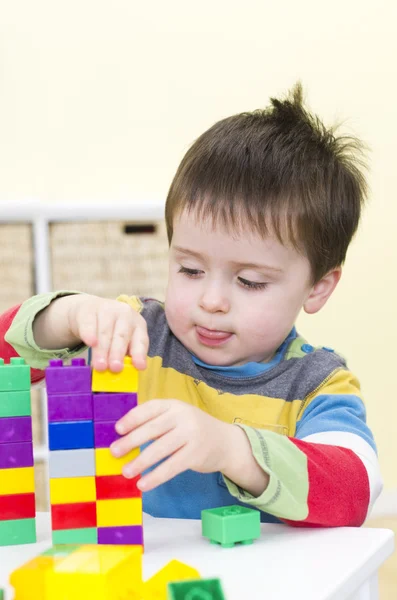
[165,83,368,283]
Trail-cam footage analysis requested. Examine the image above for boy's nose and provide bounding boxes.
[199,288,230,314]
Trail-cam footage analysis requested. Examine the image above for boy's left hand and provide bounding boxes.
[111,399,235,491]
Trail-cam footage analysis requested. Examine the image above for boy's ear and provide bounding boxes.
[303,268,342,315]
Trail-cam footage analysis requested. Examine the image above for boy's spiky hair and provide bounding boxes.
[165,83,368,283]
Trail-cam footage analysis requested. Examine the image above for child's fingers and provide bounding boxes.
[121,431,185,482]
[133,444,187,490]
[92,315,116,371]
[128,323,149,371]
[111,412,172,458]
[77,310,98,349]
[116,399,168,435]
[107,318,133,372]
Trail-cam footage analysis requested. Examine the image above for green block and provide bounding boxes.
[201,505,260,548]
[0,390,31,417]
[0,358,31,392]
[42,544,81,557]
[0,517,36,546]
[0,588,4,600]
[52,528,98,545]
[167,579,226,600]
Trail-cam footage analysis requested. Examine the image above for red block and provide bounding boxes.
[51,502,97,530]
[95,474,141,500]
[0,493,35,521]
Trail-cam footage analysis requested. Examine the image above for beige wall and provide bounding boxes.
[0,1,396,490]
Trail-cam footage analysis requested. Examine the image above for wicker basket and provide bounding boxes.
[0,224,34,313]
[50,221,169,300]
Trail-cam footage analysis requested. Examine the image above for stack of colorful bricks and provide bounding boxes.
[0,357,36,546]
[46,357,142,546]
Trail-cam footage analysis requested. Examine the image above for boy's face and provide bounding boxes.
[165,210,315,366]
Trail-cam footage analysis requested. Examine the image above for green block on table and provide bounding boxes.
[167,578,226,600]
[0,358,30,392]
[52,527,98,545]
[0,518,36,546]
[0,588,4,600]
[0,390,31,417]
[201,505,260,548]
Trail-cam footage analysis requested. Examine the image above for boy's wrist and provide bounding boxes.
[220,424,269,497]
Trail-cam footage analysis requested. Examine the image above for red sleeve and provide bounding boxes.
[0,304,45,384]
[283,439,370,528]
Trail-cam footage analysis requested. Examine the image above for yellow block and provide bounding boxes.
[92,357,139,392]
[143,560,201,600]
[0,466,35,496]
[10,555,59,600]
[97,498,142,527]
[50,476,96,505]
[45,545,142,600]
[95,447,140,476]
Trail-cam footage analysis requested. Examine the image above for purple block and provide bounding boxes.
[47,392,93,422]
[94,421,122,448]
[0,416,32,444]
[45,358,92,394]
[93,393,137,421]
[0,441,34,468]
[97,526,143,545]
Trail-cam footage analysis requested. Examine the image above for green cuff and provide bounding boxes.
[5,291,87,370]
[222,424,309,520]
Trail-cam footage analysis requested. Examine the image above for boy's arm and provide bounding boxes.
[3,292,87,372]
[222,369,382,527]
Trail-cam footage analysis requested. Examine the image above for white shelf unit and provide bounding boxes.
[0,200,165,462]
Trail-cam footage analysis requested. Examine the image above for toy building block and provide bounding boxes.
[93,392,138,421]
[96,498,142,527]
[144,560,200,600]
[0,517,36,546]
[0,357,30,392]
[0,466,35,495]
[0,492,35,519]
[52,528,98,545]
[49,449,96,479]
[94,421,122,448]
[10,544,143,600]
[47,392,93,422]
[45,358,92,394]
[95,446,140,476]
[92,357,138,392]
[48,420,94,451]
[167,578,226,600]
[95,474,141,499]
[0,441,34,469]
[0,390,31,418]
[0,416,33,443]
[0,588,3,600]
[50,476,96,505]
[51,501,97,530]
[97,525,143,545]
[201,505,260,548]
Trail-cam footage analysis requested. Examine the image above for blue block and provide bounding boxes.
[48,420,94,451]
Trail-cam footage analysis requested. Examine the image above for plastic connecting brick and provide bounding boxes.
[167,578,226,600]
[45,358,92,394]
[144,560,200,600]
[0,356,36,547]
[0,358,30,392]
[201,505,261,548]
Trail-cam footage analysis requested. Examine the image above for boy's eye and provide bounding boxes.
[178,266,202,277]
[238,277,268,290]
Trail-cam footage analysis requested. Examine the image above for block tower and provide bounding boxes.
[46,357,142,545]
[0,357,36,546]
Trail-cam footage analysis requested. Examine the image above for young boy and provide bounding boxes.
[0,84,382,526]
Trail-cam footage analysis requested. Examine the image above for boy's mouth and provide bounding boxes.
[195,326,233,347]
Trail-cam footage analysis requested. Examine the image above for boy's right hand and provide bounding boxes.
[66,294,149,372]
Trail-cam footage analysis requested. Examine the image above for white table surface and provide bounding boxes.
[0,513,394,600]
